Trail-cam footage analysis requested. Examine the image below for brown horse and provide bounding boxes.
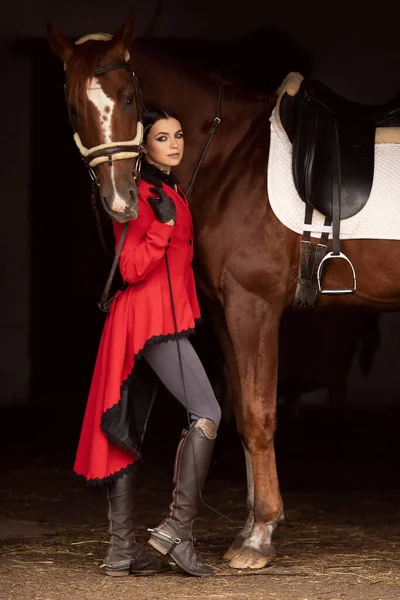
[47,15,400,570]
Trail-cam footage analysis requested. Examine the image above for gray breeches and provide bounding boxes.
[142,337,221,429]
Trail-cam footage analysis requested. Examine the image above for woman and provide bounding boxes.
[74,108,221,578]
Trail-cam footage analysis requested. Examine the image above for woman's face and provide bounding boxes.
[143,118,184,171]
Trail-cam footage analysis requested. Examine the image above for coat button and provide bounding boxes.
[168,237,172,243]
[189,239,193,245]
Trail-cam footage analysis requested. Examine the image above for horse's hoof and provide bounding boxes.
[228,545,275,570]
[223,538,245,561]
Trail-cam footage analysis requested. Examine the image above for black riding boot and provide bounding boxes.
[148,418,216,577]
[102,470,169,576]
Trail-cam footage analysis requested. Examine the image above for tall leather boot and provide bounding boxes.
[147,418,216,577]
[102,470,169,576]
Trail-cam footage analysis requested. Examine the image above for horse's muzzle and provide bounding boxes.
[112,205,139,224]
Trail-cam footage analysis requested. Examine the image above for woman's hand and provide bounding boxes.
[147,187,176,225]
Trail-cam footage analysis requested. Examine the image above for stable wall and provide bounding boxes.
[1,0,400,405]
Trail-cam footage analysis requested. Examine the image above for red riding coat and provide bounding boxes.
[73,171,200,484]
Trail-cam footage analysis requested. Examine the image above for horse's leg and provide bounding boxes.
[206,311,258,557]
[221,289,283,569]
[221,441,256,560]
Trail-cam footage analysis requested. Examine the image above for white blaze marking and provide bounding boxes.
[87,77,114,143]
[86,77,128,214]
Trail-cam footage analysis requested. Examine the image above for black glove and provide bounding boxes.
[147,187,176,224]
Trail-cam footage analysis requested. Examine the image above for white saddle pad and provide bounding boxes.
[267,107,400,240]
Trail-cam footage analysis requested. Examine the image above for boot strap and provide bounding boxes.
[148,528,195,549]
[100,557,131,570]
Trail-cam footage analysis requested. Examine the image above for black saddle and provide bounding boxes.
[279,78,400,305]
[280,78,400,220]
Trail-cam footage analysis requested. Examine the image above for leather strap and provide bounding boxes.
[293,202,313,308]
[294,202,330,309]
[306,224,330,306]
[91,180,111,257]
[331,120,341,256]
[98,222,128,312]
[186,81,223,200]
[95,62,132,76]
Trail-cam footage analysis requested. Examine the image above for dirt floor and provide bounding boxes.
[1,407,400,600]
[1,462,400,599]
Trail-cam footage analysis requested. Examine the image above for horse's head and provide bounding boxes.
[47,16,142,223]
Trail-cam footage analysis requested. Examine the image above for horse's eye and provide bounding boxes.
[125,93,134,106]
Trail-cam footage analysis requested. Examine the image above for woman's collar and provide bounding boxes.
[140,161,180,188]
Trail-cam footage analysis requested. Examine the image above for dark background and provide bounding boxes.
[1,0,400,485]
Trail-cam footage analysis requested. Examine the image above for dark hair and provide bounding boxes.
[142,107,180,143]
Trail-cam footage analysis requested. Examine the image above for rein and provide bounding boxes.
[186,81,223,200]
[90,61,143,311]
[65,57,145,307]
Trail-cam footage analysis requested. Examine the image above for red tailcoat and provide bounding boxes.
[74,174,200,484]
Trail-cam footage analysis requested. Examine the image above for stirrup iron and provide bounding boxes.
[317,251,356,295]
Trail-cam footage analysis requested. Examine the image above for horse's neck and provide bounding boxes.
[133,42,214,110]
[133,43,268,185]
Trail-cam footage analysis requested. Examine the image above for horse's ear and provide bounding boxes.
[111,13,136,55]
[46,22,75,63]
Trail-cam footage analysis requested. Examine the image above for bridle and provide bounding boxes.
[65,61,146,187]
